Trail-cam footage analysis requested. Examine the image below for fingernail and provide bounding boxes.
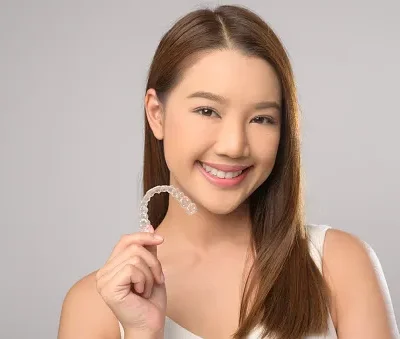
[143,224,154,233]
[160,272,165,283]
[154,234,164,241]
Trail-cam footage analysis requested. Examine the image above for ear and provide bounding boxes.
[145,88,165,140]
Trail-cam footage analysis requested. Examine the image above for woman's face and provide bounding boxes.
[147,49,282,215]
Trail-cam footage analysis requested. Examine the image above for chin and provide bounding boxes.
[205,205,238,215]
[169,172,254,216]
[196,195,246,215]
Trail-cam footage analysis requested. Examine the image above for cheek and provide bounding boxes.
[163,111,211,169]
[250,130,280,166]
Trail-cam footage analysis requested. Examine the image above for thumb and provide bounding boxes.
[142,224,167,309]
[150,277,167,311]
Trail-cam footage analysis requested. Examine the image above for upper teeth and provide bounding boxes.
[201,162,243,179]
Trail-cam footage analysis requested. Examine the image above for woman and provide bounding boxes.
[58,5,398,339]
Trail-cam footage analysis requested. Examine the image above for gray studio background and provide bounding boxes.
[1,1,399,338]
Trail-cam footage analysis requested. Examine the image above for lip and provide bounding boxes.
[196,161,251,188]
[199,161,251,172]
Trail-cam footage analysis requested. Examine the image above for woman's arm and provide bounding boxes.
[324,229,399,339]
[58,271,121,339]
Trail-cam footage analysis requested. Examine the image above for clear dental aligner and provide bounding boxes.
[139,185,197,232]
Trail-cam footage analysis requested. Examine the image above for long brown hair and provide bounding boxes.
[142,5,330,339]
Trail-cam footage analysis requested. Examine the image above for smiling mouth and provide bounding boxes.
[198,161,251,179]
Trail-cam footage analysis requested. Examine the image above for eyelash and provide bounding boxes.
[193,107,276,125]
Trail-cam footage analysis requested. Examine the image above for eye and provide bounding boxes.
[193,107,220,118]
[251,116,276,125]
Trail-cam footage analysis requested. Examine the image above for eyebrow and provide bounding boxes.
[186,91,281,111]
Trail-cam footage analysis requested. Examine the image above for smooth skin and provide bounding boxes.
[58,50,394,339]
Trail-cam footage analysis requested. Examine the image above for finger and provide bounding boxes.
[100,264,146,303]
[100,242,163,285]
[108,231,164,262]
[99,256,155,298]
[135,280,145,294]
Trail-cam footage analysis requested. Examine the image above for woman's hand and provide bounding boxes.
[96,225,167,336]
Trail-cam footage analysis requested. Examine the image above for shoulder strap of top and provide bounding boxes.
[119,321,124,339]
[306,224,331,272]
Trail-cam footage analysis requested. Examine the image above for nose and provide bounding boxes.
[214,118,250,159]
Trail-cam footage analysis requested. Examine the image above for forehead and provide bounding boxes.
[171,49,282,103]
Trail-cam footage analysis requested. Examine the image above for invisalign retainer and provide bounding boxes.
[139,185,197,232]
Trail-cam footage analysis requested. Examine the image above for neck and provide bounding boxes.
[157,196,252,253]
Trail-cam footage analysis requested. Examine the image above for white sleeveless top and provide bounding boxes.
[119,224,338,338]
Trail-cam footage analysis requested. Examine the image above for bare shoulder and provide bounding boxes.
[323,228,375,273]
[322,228,397,339]
[58,270,120,339]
